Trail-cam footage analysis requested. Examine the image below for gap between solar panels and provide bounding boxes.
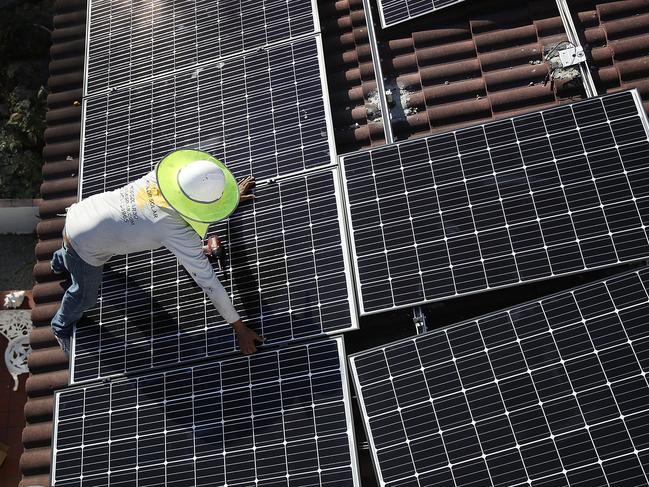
[71,166,359,384]
[349,265,649,487]
[54,337,362,486]
[84,0,323,95]
[340,89,649,315]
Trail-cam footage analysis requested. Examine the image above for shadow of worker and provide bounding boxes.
[218,190,296,349]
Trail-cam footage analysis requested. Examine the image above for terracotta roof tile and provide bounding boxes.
[572,0,649,113]
[19,445,52,477]
[23,396,56,424]
[22,421,55,449]
[379,0,582,140]
[21,0,85,483]
[319,0,386,151]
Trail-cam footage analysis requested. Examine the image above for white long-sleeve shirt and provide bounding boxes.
[64,170,240,324]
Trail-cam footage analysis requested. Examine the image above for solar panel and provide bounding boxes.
[81,35,334,188]
[376,0,467,28]
[85,0,319,94]
[350,265,649,487]
[71,167,358,384]
[341,90,649,314]
[55,337,361,486]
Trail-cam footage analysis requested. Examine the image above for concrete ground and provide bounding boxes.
[0,235,37,291]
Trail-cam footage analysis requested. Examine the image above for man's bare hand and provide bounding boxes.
[238,176,256,203]
[232,320,264,355]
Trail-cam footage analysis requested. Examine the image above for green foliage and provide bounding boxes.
[0,0,53,198]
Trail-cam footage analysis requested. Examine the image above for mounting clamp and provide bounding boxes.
[413,306,428,335]
[557,45,586,68]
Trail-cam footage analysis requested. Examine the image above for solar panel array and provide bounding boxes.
[376,0,467,28]
[62,0,363,484]
[72,168,357,383]
[350,266,649,487]
[85,0,318,94]
[73,0,357,382]
[341,90,649,314]
[56,338,361,486]
[81,35,333,193]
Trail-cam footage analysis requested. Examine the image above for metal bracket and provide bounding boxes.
[361,0,394,144]
[557,45,587,68]
[413,306,428,335]
[554,0,598,97]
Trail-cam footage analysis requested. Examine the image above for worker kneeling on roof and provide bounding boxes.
[50,149,263,357]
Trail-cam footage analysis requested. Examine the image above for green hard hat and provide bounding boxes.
[156,149,239,238]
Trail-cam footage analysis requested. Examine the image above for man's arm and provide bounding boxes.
[230,175,261,353]
[164,229,264,354]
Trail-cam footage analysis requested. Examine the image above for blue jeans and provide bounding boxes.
[50,241,104,339]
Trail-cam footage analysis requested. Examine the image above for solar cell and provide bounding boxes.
[81,35,334,188]
[71,167,358,384]
[376,0,467,28]
[350,265,649,487]
[55,338,361,486]
[341,90,649,314]
[85,0,319,94]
